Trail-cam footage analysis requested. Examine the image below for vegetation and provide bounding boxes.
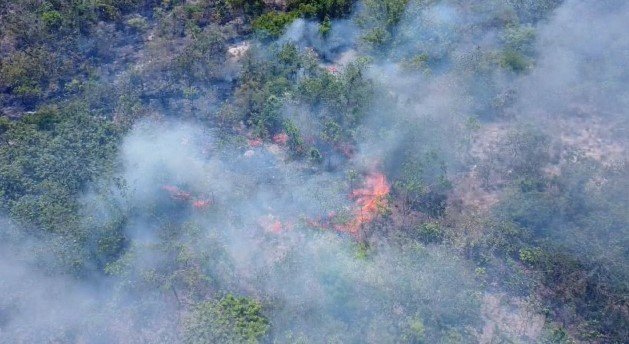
[252,11,300,38]
[0,104,120,232]
[358,0,410,47]
[252,0,355,37]
[0,0,626,342]
[184,295,269,344]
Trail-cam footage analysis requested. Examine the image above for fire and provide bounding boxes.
[339,172,390,235]
[162,185,213,211]
[272,132,289,145]
[192,199,212,209]
[258,215,292,234]
[161,173,389,236]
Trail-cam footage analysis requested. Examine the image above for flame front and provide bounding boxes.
[338,172,390,235]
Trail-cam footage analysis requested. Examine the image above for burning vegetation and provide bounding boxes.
[305,172,391,236]
[339,171,391,235]
[1,0,627,342]
[162,185,213,210]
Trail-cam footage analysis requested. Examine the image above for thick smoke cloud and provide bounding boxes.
[514,0,629,139]
[533,7,628,154]
[0,214,187,343]
[0,119,484,342]
[1,0,627,342]
[114,121,483,341]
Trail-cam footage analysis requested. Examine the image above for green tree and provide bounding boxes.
[184,295,269,344]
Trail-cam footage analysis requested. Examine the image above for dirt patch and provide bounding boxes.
[556,115,626,165]
[228,41,250,62]
[480,293,546,343]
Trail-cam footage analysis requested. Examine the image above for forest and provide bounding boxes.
[0,0,627,342]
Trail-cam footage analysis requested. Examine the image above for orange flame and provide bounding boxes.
[338,172,390,235]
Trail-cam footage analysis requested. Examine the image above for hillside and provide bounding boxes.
[0,0,627,342]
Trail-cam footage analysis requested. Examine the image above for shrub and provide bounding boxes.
[14,84,43,105]
[283,119,306,156]
[392,152,451,217]
[501,50,529,72]
[41,11,64,30]
[174,26,227,80]
[518,247,545,266]
[417,222,443,243]
[0,50,50,98]
[126,16,149,32]
[249,95,283,138]
[227,0,265,17]
[184,295,269,344]
[0,103,121,234]
[309,147,323,163]
[252,11,299,38]
[358,0,410,47]
[319,16,332,36]
[287,0,354,20]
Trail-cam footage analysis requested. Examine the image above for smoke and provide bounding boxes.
[114,120,482,339]
[281,19,358,62]
[2,0,627,342]
[505,0,629,249]
[513,0,629,136]
[0,118,484,341]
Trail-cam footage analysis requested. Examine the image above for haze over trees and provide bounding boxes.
[0,0,627,342]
